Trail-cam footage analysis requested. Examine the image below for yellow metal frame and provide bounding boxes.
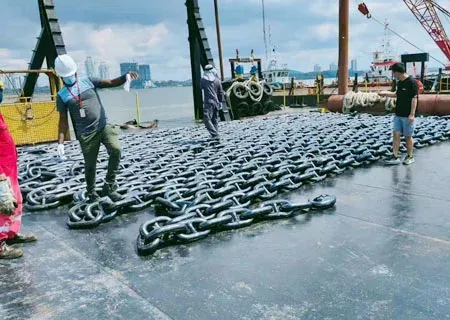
[0,69,69,146]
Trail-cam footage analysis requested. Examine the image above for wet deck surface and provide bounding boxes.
[1,142,450,320]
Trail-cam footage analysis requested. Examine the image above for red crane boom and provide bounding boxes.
[403,0,450,67]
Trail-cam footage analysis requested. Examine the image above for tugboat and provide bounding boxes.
[261,55,290,90]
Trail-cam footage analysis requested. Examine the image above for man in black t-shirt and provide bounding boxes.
[379,63,418,165]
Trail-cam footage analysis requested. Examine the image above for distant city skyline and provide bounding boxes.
[85,56,113,80]
[329,63,338,72]
[84,56,98,78]
[310,59,359,73]
[120,62,152,88]
[98,61,110,79]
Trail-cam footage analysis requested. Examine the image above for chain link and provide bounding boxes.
[16,114,450,251]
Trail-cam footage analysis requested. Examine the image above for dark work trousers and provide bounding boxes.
[203,103,219,138]
[78,125,121,193]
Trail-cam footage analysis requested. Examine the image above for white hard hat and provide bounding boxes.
[55,54,77,77]
[205,64,214,71]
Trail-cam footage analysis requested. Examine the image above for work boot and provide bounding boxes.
[102,183,124,202]
[86,190,101,203]
[0,241,23,259]
[6,234,37,245]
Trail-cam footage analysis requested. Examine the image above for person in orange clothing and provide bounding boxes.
[0,101,37,259]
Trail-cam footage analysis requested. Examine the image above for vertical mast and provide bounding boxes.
[262,0,268,61]
[383,19,391,58]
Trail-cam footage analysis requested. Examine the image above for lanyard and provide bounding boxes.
[66,79,83,108]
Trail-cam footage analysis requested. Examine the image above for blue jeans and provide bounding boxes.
[393,115,414,137]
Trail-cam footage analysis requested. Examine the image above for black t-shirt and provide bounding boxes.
[395,76,418,117]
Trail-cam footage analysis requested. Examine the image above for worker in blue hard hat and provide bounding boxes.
[235,63,244,79]
[54,54,139,203]
[201,64,224,139]
[250,65,259,82]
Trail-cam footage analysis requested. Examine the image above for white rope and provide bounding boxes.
[225,80,265,107]
[225,81,242,108]
[342,91,396,113]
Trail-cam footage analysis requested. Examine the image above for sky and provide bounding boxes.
[0,0,449,81]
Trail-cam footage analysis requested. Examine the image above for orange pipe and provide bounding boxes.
[327,95,345,113]
[338,0,349,95]
[327,94,450,115]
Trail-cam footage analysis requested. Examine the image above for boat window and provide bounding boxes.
[277,72,281,77]
[371,66,375,72]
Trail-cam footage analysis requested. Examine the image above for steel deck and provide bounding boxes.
[1,141,450,320]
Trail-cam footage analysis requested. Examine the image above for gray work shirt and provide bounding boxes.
[57,77,107,137]
[201,77,224,108]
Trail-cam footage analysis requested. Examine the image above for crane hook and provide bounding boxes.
[358,2,372,19]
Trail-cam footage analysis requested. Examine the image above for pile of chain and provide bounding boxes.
[138,195,336,255]
[17,113,450,254]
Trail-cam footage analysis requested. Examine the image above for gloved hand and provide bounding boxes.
[0,177,17,216]
[57,143,65,158]
[123,73,132,92]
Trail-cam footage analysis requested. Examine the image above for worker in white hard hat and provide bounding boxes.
[201,64,224,139]
[54,54,139,203]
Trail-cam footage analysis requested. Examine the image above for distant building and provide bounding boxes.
[98,61,110,79]
[138,64,152,88]
[120,62,140,88]
[329,63,338,72]
[119,62,154,88]
[139,65,151,81]
[313,64,322,72]
[85,56,98,78]
[120,62,139,75]
[350,59,358,73]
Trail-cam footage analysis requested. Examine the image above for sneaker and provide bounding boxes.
[403,155,415,165]
[0,241,23,259]
[384,155,401,165]
[102,183,124,202]
[6,234,37,245]
[86,191,101,203]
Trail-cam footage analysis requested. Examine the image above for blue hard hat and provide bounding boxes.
[236,65,244,74]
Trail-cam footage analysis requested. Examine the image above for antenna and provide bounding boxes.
[383,19,392,57]
[262,0,268,61]
[269,25,273,58]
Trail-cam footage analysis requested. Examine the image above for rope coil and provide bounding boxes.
[342,91,396,113]
[226,80,266,107]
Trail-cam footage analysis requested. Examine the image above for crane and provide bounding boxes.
[403,0,450,69]
[358,1,450,70]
